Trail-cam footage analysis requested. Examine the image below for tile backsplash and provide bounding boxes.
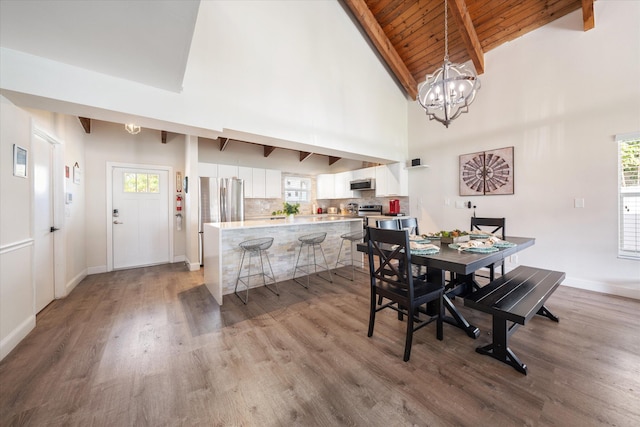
[244,173,409,217]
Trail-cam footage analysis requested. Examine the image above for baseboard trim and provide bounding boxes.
[173,255,186,263]
[561,276,639,300]
[87,265,107,275]
[65,269,87,295]
[184,256,201,271]
[0,315,35,361]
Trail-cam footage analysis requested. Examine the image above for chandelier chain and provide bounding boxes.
[444,0,448,61]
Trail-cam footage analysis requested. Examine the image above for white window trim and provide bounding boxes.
[617,132,640,260]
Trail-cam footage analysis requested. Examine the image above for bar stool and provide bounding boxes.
[292,232,333,288]
[334,230,366,281]
[234,237,278,304]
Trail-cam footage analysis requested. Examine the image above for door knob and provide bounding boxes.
[50,226,60,232]
[113,220,123,224]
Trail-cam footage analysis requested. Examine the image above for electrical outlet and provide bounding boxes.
[574,198,585,208]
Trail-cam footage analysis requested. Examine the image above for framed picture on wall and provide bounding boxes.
[459,146,514,195]
[13,144,28,178]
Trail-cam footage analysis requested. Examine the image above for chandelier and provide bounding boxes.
[417,0,480,128]
[124,123,141,135]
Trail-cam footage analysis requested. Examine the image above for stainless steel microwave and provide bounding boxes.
[350,178,375,191]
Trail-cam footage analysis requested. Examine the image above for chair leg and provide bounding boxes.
[403,308,414,362]
[436,295,443,341]
[368,291,377,337]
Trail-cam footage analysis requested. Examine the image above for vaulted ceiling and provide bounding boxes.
[342,0,595,99]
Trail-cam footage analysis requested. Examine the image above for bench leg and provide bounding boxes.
[537,305,559,322]
[476,316,528,375]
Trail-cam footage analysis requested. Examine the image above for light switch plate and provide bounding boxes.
[574,198,585,208]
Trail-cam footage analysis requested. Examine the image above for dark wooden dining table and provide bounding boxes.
[357,236,535,339]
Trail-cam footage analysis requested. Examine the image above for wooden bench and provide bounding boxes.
[464,265,565,374]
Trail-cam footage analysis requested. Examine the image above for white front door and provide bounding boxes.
[33,134,55,312]
[112,167,170,269]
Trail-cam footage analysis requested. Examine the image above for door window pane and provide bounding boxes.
[123,172,160,193]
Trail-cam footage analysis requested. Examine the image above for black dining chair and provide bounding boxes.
[399,217,419,235]
[470,217,506,281]
[366,227,443,362]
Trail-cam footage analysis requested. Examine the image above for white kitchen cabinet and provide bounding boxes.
[238,166,253,198]
[352,167,375,181]
[375,163,408,197]
[334,170,354,199]
[316,174,335,199]
[198,162,218,177]
[252,168,267,198]
[218,164,239,178]
[264,169,282,199]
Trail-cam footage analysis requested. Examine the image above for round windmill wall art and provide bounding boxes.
[459,146,514,196]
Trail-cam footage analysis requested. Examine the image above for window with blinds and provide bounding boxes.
[618,133,640,259]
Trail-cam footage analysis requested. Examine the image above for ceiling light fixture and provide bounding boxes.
[417,0,480,128]
[125,123,141,135]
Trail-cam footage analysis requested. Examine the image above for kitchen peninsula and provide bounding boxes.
[203,216,363,305]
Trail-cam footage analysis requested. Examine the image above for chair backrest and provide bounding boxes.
[366,227,414,300]
[399,217,419,235]
[375,219,400,230]
[470,217,505,238]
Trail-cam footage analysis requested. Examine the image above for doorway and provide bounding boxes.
[32,129,60,312]
[107,164,173,270]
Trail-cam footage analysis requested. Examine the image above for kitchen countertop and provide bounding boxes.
[208,215,362,230]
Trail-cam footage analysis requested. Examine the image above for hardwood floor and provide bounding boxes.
[1,263,639,426]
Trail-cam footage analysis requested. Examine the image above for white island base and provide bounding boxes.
[203,216,363,305]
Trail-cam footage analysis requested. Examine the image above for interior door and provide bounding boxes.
[33,134,55,312]
[112,167,170,269]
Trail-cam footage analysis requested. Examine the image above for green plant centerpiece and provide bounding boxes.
[272,202,300,216]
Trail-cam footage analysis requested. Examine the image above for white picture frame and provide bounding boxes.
[13,144,28,178]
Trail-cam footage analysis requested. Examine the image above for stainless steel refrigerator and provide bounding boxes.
[199,177,245,265]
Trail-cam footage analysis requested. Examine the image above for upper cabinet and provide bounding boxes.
[218,164,239,178]
[238,166,253,198]
[375,163,408,197]
[333,170,354,199]
[317,174,335,199]
[199,163,281,199]
[264,169,282,199]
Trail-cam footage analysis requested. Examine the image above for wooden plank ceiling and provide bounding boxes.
[343,0,595,99]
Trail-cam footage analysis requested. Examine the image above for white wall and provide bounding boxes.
[0,1,409,163]
[0,96,35,360]
[408,1,640,298]
[84,121,186,272]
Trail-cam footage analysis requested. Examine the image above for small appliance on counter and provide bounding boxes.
[346,202,359,215]
[327,207,338,214]
[389,199,400,214]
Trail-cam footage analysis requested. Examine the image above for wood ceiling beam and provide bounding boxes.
[78,117,91,133]
[343,0,418,99]
[299,151,312,162]
[329,156,341,166]
[161,131,167,144]
[582,0,594,31]
[264,145,276,157]
[448,0,485,75]
[219,137,230,151]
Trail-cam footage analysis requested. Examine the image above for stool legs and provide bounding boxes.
[234,248,278,304]
[293,242,333,288]
[334,238,363,281]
